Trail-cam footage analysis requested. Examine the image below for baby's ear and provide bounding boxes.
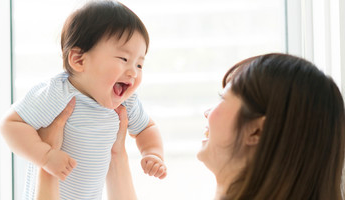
[68,47,85,72]
[245,116,266,146]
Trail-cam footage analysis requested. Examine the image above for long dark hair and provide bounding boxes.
[222,53,345,200]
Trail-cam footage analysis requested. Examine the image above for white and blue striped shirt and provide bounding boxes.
[13,72,149,200]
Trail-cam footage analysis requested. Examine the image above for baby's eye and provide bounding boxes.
[137,64,143,69]
[117,57,127,62]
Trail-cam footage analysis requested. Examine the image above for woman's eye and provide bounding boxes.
[218,92,224,100]
[137,64,143,69]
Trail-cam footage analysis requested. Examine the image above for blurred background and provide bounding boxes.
[1,0,344,199]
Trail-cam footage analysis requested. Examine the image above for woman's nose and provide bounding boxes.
[204,109,210,118]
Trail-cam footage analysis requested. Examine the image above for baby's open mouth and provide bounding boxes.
[113,82,130,96]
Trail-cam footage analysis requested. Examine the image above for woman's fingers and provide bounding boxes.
[111,105,129,155]
[38,97,75,149]
[115,105,128,127]
[114,105,128,142]
[53,97,76,128]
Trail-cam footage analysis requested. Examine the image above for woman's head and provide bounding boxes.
[61,0,149,75]
[201,53,345,199]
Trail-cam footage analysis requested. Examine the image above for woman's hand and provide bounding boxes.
[111,105,129,156]
[35,98,76,200]
[38,97,76,149]
[107,105,137,200]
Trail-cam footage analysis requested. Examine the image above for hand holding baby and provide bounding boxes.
[38,98,77,181]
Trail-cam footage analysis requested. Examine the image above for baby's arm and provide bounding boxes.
[134,119,167,179]
[0,100,76,180]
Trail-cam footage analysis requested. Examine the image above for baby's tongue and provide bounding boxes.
[114,83,123,96]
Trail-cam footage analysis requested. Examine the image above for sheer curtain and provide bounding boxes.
[286,0,345,96]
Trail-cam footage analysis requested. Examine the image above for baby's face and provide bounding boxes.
[77,31,146,109]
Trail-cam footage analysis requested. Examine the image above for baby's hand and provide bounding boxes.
[141,155,167,179]
[42,149,77,181]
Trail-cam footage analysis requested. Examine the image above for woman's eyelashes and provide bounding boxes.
[218,92,225,100]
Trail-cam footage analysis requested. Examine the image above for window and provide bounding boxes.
[8,0,285,199]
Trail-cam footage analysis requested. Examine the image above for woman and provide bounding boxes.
[36,53,345,199]
[198,53,345,199]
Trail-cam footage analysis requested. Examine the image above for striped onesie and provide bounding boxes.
[13,72,150,200]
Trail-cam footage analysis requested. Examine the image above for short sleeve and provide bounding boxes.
[12,73,74,130]
[122,93,150,135]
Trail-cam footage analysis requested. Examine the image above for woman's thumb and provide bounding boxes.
[54,97,76,127]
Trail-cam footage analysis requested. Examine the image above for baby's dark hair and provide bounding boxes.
[61,0,149,75]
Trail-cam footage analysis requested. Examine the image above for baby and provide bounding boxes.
[0,1,166,199]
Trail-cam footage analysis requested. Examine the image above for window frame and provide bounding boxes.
[0,0,13,199]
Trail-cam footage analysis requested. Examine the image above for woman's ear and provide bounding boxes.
[245,116,266,146]
[68,47,85,73]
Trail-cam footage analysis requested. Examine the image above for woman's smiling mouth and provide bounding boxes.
[202,127,210,144]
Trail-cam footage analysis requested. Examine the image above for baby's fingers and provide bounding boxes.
[158,168,167,179]
[61,170,69,180]
[148,163,160,176]
[65,159,77,174]
[60,167,72,181]
[54,171,66,181]
[69,157,77,169]
[156,166,167,179]
[58,158,77,181]
[141,159,154,174]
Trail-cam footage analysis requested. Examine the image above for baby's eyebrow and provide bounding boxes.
[118,48,145,60]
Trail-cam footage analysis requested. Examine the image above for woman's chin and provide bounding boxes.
[201,138,209,145]
[197,140,208,162]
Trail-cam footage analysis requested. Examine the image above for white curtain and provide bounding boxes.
[286,0,345,97]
